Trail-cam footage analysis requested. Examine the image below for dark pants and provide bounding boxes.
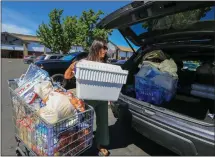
[69,88,110,146]
[85,100,110,146]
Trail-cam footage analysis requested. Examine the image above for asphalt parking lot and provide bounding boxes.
[1,58,176,156]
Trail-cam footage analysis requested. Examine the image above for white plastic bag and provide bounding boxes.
[159,59,178,77]
[34,81,54,100]
[39,91,75,124]
[46,91,75,118]
[39,107,59,124]
[142,58,178,77]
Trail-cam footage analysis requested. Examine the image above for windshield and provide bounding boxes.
[61,54,77,61]
[130,6,214,36]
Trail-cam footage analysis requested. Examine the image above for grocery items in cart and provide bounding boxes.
[14,64,51,105]
[8,64,94,156]
[75,60,128,101]
[34,81,54,101]
[18,64,50,87]
[39,91,75,124]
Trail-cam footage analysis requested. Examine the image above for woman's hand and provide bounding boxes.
[64,62,76,80]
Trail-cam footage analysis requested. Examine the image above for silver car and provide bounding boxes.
[34,54,64,62]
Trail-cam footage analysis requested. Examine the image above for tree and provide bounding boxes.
[37,8,112,53]
[73,9,112,51]
[37,9,77,54]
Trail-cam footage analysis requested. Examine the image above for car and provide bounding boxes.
[34,54,64,62]
[34,52,88,88]
[107,58,118,64]
[23,55,36,64]
[98,1,215,156]
[113,60,127,65]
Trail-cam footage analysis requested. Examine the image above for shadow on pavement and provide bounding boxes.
[82,119,177,156]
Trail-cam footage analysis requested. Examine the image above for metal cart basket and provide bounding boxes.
[8,79,94,156]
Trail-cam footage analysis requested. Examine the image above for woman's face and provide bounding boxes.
[99,45,108,59]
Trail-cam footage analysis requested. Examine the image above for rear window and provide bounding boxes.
[61,53,78,61]
[130,6,215,36]
[49,56,58,59]
[57,56,63,59]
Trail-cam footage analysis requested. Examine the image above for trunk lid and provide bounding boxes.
[98,1,215,46]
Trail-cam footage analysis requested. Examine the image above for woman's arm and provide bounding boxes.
[64,61,77,79]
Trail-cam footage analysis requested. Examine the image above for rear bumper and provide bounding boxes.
[110,102,215,156]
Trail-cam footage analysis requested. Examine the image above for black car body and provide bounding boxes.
[98,1,215,156]
[34,52,88,87]
[34,54,64,62]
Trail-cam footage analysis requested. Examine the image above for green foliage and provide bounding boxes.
[73,9,112,51]
[37,8,112,53]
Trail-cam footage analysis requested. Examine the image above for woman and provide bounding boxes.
[64,38,110,156]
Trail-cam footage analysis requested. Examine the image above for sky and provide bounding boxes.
[2,1,133,47]
[2,1,214,49]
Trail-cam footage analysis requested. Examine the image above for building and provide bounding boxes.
[1,32,50,58]
[117,45,134,60]
[1,32,134,59]
[108,41,136,60]
[1,32,84,58]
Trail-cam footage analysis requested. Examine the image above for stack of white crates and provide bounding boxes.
[75,60,128,101]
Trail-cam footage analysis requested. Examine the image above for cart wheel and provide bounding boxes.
[15,136,20,143]
[16,149,22,156]
[16,147,25,156]
[15,137,20,146]
[24,147,30,156]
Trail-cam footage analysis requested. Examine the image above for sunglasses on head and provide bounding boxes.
[103,46,108,50]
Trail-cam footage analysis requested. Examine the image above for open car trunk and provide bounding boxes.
[98,1,215,124]
[121,47,215,125]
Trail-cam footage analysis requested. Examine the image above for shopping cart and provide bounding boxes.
[8,79,94,156]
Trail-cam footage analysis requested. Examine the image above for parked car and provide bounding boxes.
[34,54,64,62]
[113,60,127,65]
[98,1,215,156]
[34,52,88,88]
[108,58,118,64]
[23,55,36,64]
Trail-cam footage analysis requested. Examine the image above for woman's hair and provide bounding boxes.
[87,38,108,62]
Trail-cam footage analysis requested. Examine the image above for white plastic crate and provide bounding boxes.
[75,60,128,101]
